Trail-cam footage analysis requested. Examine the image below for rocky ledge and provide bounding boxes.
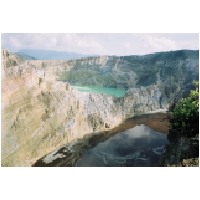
[1,49,198,166]
[166,158,199,167]
[33,112,169,167]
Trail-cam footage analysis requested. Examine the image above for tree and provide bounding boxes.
[169,81,199,138]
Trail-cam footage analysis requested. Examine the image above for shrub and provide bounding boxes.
[169,81,199,138]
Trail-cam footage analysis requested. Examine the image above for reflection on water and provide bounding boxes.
[76,125,168,167]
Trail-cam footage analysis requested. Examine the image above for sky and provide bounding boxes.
[1,33,199,56]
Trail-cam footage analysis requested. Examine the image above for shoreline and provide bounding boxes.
[33,112,169,167]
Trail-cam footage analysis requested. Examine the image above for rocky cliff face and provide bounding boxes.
[57,50,199,101]
[1,49,198,166]
[161,136,199,167]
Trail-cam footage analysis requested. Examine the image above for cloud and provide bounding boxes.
[1,33,108,55]
[142,34,177,52]
[1,33,199,55]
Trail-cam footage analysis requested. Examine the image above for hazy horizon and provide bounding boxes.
[1,33,199,56]
[2,47,199,57]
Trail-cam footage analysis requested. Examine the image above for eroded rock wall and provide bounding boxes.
[1,50,198,166]
[54,50,199,102]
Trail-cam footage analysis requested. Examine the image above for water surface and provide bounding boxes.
[76,125,168,167]
[33,113,169,167]
[71,85,126,97]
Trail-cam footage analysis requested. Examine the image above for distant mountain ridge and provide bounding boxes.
[13,49,93,60]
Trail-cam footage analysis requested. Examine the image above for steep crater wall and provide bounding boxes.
[1,50,199,166]
[56,50,199,101]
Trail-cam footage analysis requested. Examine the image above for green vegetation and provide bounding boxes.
[169,81,199,137]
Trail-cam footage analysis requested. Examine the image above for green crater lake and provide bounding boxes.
[71,85,126,97]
